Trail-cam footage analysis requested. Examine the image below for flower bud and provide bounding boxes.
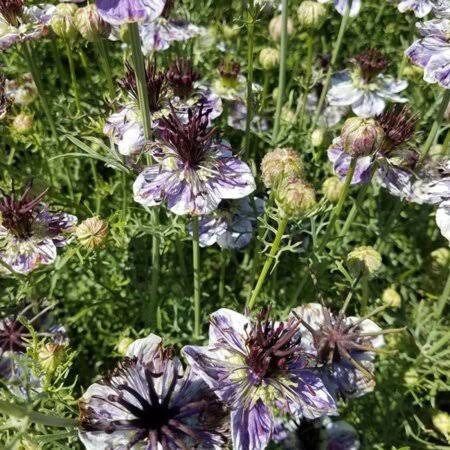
[281,106,296,125]
[382,287,401,308]
[259,47,280,70]
[261,147,303,188]
[19,438,40,450]
[322,176,344,203]
[341,117,385,157]
[403,367,419,387]
[51,3,79,40]
[222,23,240,39]
[297,0,326,30]
[11,112,33,134]
[116,336,134,355]
[269,14,294,41]
[432,411,450,440]
[76,216,108,249]
[347,246,382,276]
[431,247,450,268]
[75,4,110,42]
[446,103,450,122]
[311,128,325,147]
[276,178,316,218]
[38,343,66,375]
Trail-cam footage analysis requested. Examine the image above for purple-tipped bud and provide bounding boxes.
[354,49,389,82]
[341,117,385,157]
[0,0,23,26]
[166,58,200,99]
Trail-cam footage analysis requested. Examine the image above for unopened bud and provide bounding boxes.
[269,14,294,41]
[116,336,134,355]
[322,176,344,203]
[431,247,450,268]
[261,147,303,188]
[259,47,280,70]
[347,246,382,276]
[297,0,326,30]
[11,112,33,134]
[341,117,385,157]
[51,3,79,40]
[38,343,66,375]
[281,106,296,125]
[311,128,325,147]
[222,23,240,39]
[432,411,450,440]
[382,287,401,308]
[276,178,316,218]
[403,367,419,387]
[76,216,108,249]
[75,4,110,42]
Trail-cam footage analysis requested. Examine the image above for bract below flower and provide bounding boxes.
[95,0,165,26]
[183,308,337,450]
[133,107,255,216]
[78,334,228,449]
[318,0,361,17]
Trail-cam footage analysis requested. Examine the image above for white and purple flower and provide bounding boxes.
[406,19,450,89]
[133,107,255,216]
[192,196,264,249]
[183,308,337,450]
[328,49,408,118]
[95,0,165,26]
[318,0,361,17]
[78,333,228,449]
[293,303,385,400]
[396,0,435,17]
[0,185,77,275]
[0,1,55,51]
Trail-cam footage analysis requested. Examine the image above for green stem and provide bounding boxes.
[0,401,76,428]
[244,0,255,156]
[247,216,288,310]
[312,1,351,128]
[361,272,369,314]
[94,37,115,98]
[318,157,356,251]
[271,0,289,144]
[151,224,161,329]
[420,89,450,162]
[65,41,80,112]
[22,42,57,139]
[436,262,450,319]
[128,22,152,140]
[297,35,314,131]
[219,251,227,302]
[192,217,201,338]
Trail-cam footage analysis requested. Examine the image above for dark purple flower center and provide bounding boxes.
[0,185,47,239]
[158,107,216,169]
[161,0,175,18]
[377,105,417,150]
[0,0,23,26]
[218,60,240,82]
[167,58,200,99]
[119,63,167,113]
[0,317,28,353]
[354,49,389,82]
[244,309,303,384]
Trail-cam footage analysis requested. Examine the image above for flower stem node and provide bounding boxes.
[276,178,317,219]
[51,3,79,41]
[347,246,382,276]
[75,216,108,249]
[382,287,401,308]
[341,117,384,157]
[261,147,303,188]
[75,4,111,42]
[322,176,344,203]
[297,0,326,30]
[269,14,294,41]
[259,47,280,70]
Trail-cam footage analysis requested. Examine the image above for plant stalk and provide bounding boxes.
[192,217,201,338]
[244,0,255,155]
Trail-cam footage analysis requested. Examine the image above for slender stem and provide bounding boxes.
[192,217,201,338]
[244,0,255,155]
[0,401,76,428]
[436,262,450,319]
[297,35,314,131]
[219,251,227,302]
[312,1,352,128]
[65,40,80,112]
[247,216,288,310]
[93,37,115,98]
[128,22,152,140]
[318,158,357,251]
[361,273,369,314]
[22,42,57,139]
[272,0,289,144]
[420,89,450,162]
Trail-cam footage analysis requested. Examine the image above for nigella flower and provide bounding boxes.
[95,0,164,25]
[292,303,385,399]
[396,0,435,17]
[406,19,450,89]
[78,334,228,449]
[0,184,77,275]
[190,197,264,249]
[183,308,337,450]
[317,0,361,17]
[433,0,450,18]
[0,1,55,51]
[133,107,255,216]
[328,49,408,118]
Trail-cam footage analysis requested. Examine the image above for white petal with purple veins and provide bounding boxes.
[327,71,364,107]
[436,200,450,241]
[351,92,386,118]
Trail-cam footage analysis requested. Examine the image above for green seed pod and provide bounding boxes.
[276,178,317,218]
[75,4,110,42]
[76,216,108,249]
[341,117,385,157]
[322,176,344,203]
[51,3,79,40]
[297,0,327,30]
[347,246,382,276]
[259,47,280,70]
[261,147,303,188]
[382,287,401,308]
